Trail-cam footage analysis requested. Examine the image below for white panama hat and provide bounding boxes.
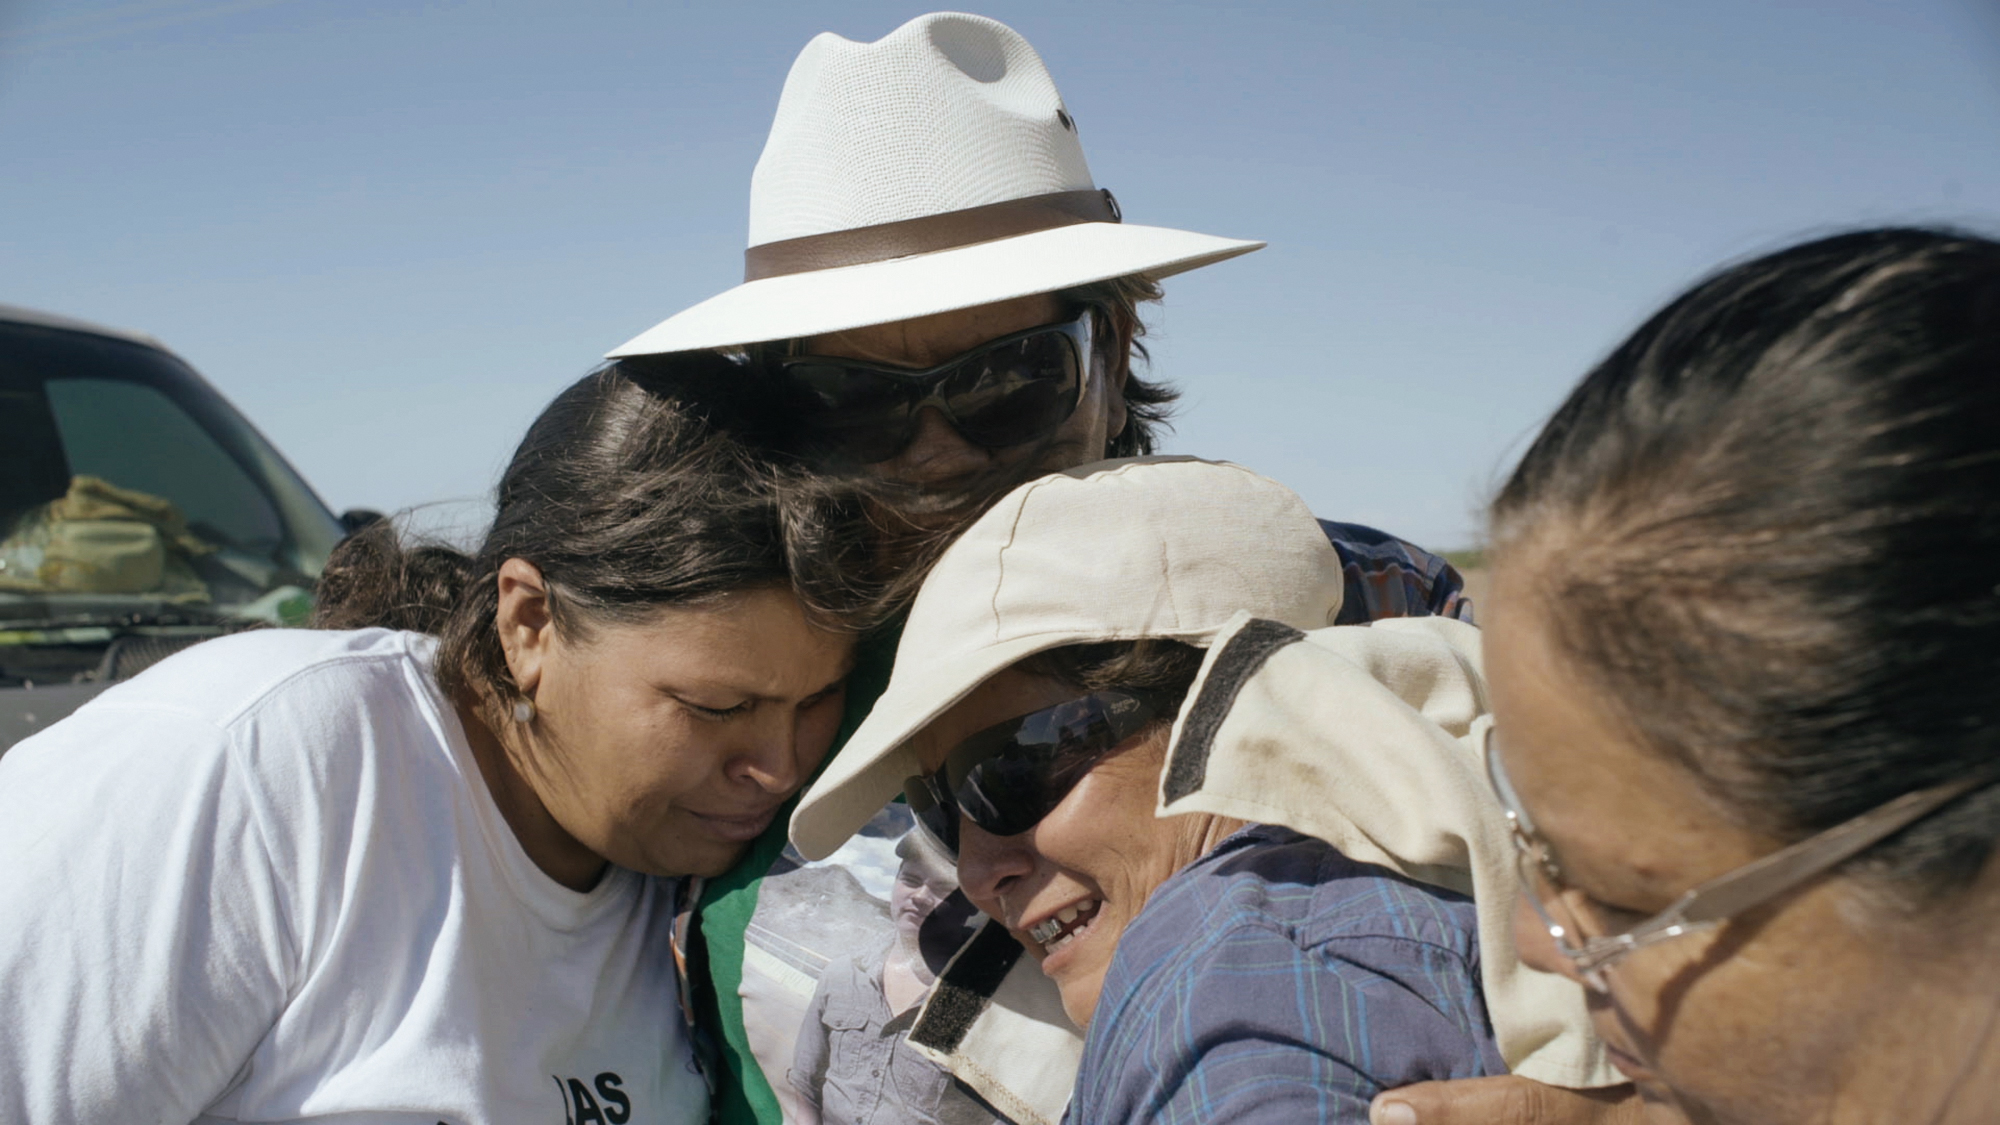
[789,456,1344,861]
[608,12,1265,357]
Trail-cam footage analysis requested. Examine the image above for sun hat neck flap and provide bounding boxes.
[1160,611,1621,1089]
[789,456,1344,861]
[607,13,1263,356]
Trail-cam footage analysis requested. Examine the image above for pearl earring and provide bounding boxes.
[512,698,536,724]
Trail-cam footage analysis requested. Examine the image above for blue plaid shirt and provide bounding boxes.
[1068,826,1506,1124]
[1321,521,1475,626]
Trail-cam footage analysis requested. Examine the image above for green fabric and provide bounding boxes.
[701,625,902,1125]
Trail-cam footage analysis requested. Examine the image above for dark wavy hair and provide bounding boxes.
[614,273,1177,625]
[313,353,872,709]
[1065,273,1173,459]
[1017,639,1206,713]
[1491,226,2000,906]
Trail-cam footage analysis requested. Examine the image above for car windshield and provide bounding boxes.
[0,318,344,631]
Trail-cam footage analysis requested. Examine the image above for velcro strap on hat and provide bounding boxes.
[744,188,1121,282]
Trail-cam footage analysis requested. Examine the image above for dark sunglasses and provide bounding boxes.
[774,312,1094,464]
[904,688,1169,855]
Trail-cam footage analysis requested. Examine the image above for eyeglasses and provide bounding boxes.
[1482,724,1994,992]
[905,688,1168,855]
[774,313,1094,464]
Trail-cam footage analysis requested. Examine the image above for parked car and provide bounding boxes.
[0,304,371,751]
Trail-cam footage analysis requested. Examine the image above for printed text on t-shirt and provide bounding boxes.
[554,1072,630,1124]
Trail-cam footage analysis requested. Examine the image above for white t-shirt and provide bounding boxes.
[0,627,709,1125]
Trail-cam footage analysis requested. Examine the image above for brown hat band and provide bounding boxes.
[743,188,1122,283]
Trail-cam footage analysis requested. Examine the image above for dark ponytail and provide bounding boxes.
[312,521,472,637]
[1492,226,2000,906]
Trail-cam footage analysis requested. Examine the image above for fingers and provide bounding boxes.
[1370,1076,1647,1125]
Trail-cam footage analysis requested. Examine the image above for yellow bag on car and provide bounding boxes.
[0,476,212,600]
[40,520,167,593]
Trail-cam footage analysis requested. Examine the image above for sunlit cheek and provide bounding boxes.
[621,721,723,817]
[531,687,636,796]
[1030,786,1104,870]
[615,751,690,822]
[1039,768,1165,904]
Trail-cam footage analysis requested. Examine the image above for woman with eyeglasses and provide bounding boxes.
[1389,227,2000,1125]
[786,457,1616,1124]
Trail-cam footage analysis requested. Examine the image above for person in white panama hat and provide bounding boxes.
[786,458,1624,1123]
[604,13,1481,1125]
[606,9,1263,511]
[606,9,1263,498]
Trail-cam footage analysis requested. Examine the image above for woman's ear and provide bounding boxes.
[495,557,554,696]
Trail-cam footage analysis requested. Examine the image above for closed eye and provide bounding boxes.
[681,698,753,721]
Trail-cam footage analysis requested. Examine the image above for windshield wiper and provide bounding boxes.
[0,605,239,633]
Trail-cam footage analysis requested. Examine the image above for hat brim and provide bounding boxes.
[607,222,1263,356]
[790,619,1235,862]
[790,631,1056,862]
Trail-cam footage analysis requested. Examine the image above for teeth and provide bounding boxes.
[1027,900,1101,953]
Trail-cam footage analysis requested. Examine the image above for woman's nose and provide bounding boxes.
[727,726,803,796]
[954,818,1035,914]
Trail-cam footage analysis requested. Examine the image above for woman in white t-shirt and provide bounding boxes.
[0,355,857,1125]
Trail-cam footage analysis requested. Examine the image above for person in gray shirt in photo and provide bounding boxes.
[790,828,999,1125]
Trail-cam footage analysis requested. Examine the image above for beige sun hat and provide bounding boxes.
[607,12,1264,357]
[788,456,1344,860]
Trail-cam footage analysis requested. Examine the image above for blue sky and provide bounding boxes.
[4,0,1997,549]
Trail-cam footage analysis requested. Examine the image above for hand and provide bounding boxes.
[1369,1076,1658,1125]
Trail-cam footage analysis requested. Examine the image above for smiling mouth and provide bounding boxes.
[1025,899,1101,956]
